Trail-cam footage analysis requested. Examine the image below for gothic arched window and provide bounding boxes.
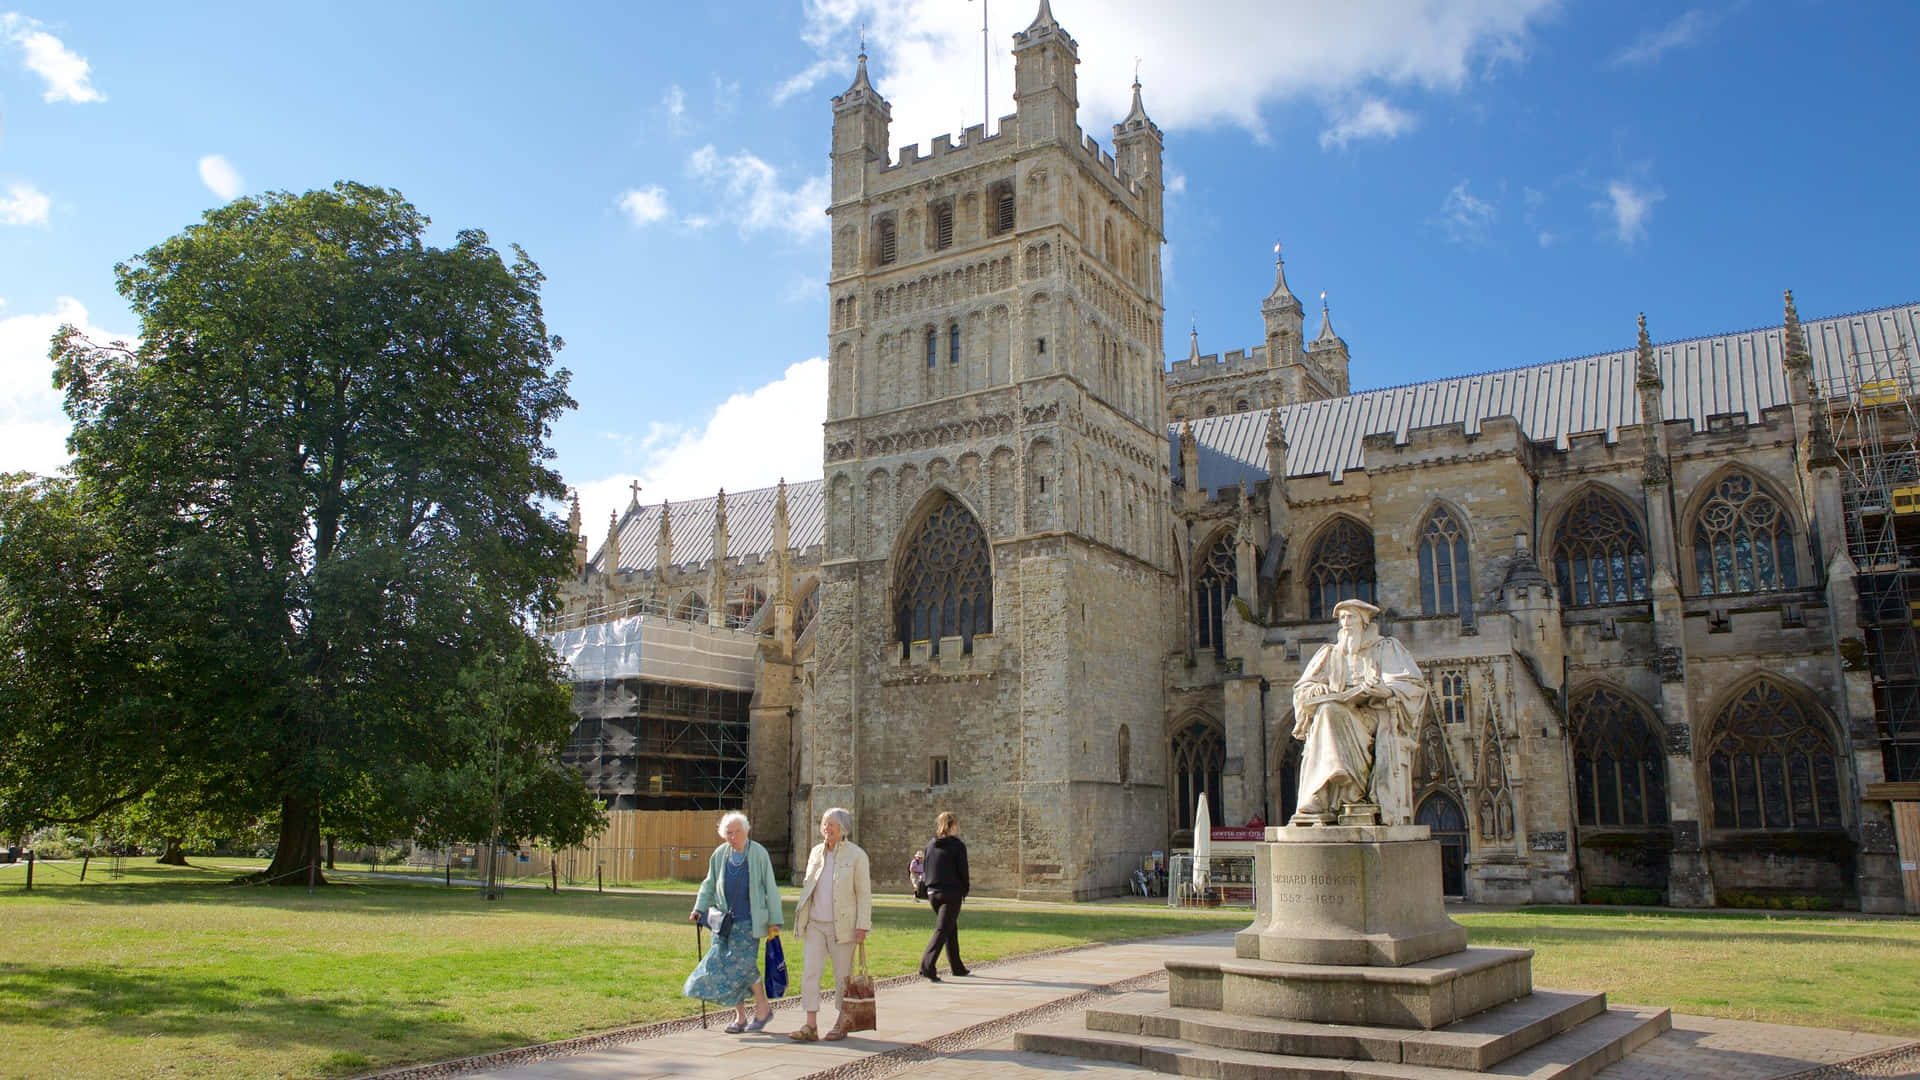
[1418,506,1473,618]
[1195,531,1238,659]
[1692,472,1799,596]
[796,585,820,637]
[1171,717,1224,832]
[893,495,993,658]
[877,218,897,265]
[1305,518,1376,620]
[1553,488,1649,607]
[1570,687,1669,827]
[1706,679,1844,831]
[675,592,707,622]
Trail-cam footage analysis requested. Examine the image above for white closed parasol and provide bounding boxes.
[1191,794,1212,895]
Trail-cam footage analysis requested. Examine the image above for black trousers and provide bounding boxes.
[919,889,965,975]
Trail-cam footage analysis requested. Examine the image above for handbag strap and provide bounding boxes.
[854,941,869,974]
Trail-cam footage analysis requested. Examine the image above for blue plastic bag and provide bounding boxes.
[764,933,789,998]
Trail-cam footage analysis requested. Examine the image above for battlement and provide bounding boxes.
[1167,345,1273,384]
[881,114,1018,178]
[1080,131,1145,197]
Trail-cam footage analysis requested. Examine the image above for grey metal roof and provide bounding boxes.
[592,479,825,575]
[1170,301,1920,492]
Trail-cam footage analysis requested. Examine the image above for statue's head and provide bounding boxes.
[1332,598,1381,643]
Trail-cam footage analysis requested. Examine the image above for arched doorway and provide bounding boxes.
[1415,792,1468,897]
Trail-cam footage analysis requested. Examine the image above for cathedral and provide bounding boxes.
[556,2,1920,912]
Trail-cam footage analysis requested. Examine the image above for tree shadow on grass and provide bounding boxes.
[0,961,533,1062]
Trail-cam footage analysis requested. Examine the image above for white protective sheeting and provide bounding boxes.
[547,615,759,691]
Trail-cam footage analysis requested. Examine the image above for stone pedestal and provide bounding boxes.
[1017,824,1671,1078]
[1235,824,1467,967]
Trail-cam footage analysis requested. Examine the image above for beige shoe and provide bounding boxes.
[788,1024,818,1042]
[824,1022,850,1041]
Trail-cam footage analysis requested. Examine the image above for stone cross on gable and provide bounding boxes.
[628,480,643,506]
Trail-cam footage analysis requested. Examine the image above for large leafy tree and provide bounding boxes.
[2,183,601,883]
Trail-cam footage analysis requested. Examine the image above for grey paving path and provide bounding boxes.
[379,930,1917,1080]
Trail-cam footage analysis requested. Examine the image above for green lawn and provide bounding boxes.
[2,859,1915,1080]
[0,859,1245,1080]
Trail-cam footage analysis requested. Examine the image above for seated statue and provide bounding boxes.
[1290,599,1428,826]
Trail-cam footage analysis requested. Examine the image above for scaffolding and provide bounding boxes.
[547,614,760,811]
[1830,318,1920,783]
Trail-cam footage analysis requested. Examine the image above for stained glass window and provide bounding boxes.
[1706,679,1842,831]
[1306,517,1376,619]
[1570,687,1668,827]
[1172,718,1224,832]
[1195,531,1237,659]
[1553,488,1649,607]
[1419,506,1473,618]
[1692,472,1798,595]
[893,495,993,657]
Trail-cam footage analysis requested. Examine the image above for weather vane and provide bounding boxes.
[1134,56,1142,85]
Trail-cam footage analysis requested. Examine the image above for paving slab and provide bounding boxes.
[363,929,1917,1080]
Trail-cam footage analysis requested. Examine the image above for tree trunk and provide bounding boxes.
[257,795,326,886]
[156,837,188,865]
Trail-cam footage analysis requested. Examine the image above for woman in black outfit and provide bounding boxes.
[918,811,970,981]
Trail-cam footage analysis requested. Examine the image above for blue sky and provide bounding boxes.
[3,2,1916,537]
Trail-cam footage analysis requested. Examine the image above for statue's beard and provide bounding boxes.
[1338,625,1378,657]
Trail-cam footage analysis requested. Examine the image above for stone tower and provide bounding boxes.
[806,0,1178,899]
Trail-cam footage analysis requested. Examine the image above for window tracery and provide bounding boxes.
[1706,679,1843,831]
[1195,531,1237,659]
[1552,489,1649,607]
[674,592,707,622]
[893,495,993,657]
[1171,717,1224,832]
[1419,506,1473,618]
[1571,687,1668,828]
[1692,472,1798,595]
[1305,517,1376,620]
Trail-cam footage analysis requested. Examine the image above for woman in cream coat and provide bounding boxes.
[788,806,872,1041]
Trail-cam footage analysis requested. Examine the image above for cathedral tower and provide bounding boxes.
[808,1,1177,899]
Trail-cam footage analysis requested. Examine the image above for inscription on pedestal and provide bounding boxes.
[1269,870,1358,906]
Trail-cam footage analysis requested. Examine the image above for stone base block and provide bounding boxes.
[1237,828,1467,967]
[1016,1001,1671,1080]
[1171,947,1534,1030]
[1083,987,1606,1071]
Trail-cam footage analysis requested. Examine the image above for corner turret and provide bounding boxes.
[1305,291,1350,395]
[1112,76,1163,233]
[1012,0,1080,148]
[1261,244,1305,371]
[831,51,892,204]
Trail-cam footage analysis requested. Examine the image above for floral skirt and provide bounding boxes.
[683,928,762,1006]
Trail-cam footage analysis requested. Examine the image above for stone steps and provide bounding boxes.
[1016,996,1671,1080]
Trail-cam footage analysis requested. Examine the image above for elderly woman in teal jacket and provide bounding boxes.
[685,811,784,1033]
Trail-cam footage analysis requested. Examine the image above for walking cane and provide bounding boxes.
[694,918,707,1030]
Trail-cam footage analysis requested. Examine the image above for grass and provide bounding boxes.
[0,858,1247,1080]
[1455,906,1920,1035]
[3,860,1916,1080]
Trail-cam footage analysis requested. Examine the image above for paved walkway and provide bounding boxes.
[380,930,1918,1080]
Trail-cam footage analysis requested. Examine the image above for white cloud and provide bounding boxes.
[1164,169,1188,196]
[685,145,829,240]
[1522,185,1553,247]
[0,296,133,476]
[616,185,672,227]
[662,83,688,134]
[1609,9,1718,68]
[570,357,828,538]
[1,14,104,103]
[1594,179,1662,246]
[0,181,50,225]
[197,154,243,201]
[783,0,1554,145]
[1319,98,1417,150]
[1437,180,1496,245]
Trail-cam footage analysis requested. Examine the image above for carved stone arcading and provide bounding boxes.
[859,414,1016,458]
